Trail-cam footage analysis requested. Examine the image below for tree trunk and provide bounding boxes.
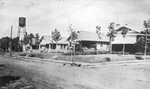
[123,44,125,55]
[73,42,75,55]
[56,41,57,55]
[109,37,112,54]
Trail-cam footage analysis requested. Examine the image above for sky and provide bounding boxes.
[0,0,150,38]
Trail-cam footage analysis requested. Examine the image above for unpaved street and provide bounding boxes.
[0,56,150,89]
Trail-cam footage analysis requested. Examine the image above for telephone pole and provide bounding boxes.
[10,25,13,57]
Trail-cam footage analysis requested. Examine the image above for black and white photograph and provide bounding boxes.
[0,0,150,89]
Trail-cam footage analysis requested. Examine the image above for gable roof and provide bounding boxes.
[115,25,141,35]
[76,31,109,42]
[40,35,68,45]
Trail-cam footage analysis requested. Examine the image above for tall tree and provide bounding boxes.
[121,28,128,55]
[51,29,62,54]
[107,22,116,54]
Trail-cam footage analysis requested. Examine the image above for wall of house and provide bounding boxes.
[112,34,137,44]
[97,42,109,51]
[39,44,68,53]
[48,43,68,52]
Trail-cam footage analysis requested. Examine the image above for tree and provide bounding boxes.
[67,24,78,56]
[23,32,29,45]
[107,22,116,54]
[67,24,78,65]
[67,31,78,45]
[28,33,34,46]
[12,37,20,52]
[51,29,62,54]
[96,26,101,39]
[35,33,40,49]
[22,32,29,52]
[96,26,101,54]
[0,37,11,52]
[121,28,128,55]
[134,36,145,53]
[143,20,149,60]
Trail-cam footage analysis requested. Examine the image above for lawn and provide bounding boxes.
[56,54,138,63]
[13,52,150,63]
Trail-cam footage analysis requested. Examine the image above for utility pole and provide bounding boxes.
[10,25,13,57]
[144,30,147,60]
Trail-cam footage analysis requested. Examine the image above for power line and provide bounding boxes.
[27,0,104,27]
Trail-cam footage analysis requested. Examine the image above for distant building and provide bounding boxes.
[39,35,68,52]
[68,31,109,51]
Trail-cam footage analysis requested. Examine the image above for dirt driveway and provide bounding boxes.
[0,56,150,89]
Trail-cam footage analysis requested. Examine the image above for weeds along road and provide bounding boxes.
[0,56,150,89]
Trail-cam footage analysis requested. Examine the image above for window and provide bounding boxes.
[51,44,56,49]
[64,45,66,49]
[100,43,103,47]
[61,44,63,49]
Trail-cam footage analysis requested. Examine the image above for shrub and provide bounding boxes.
[112,51,129,55]
[19,53,26,56]
[98,51,109,54]
[28,53,43,58]
[135,56,143,60]
[75,44,83,51]
[62,51,96,55]
[135,52,143,55]
[103,57,111,62]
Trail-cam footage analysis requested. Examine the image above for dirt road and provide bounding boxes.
[0,56,150,89]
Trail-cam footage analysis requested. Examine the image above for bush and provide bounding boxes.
[19,53,26,56]
[103,57,111,62]
[62,51,96,55]
[75,44,83,51]
[135,56,143,60]
[112,51,129,55]
[98,51,109,54]
[28,53,43,58]
[135,52,143,55]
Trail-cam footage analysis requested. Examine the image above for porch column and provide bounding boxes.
[49,43,51,52]
[39,44,41,50]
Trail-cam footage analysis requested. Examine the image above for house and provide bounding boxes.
[39,35,68,52]
[111,25,144,53]
[68,31,109,51]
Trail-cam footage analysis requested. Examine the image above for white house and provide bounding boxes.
[67,31,109,51]
[39,35,68,52]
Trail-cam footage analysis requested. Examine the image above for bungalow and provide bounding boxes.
[68,31,109,51]
[111,25,144,53]
[39,35,68,52]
